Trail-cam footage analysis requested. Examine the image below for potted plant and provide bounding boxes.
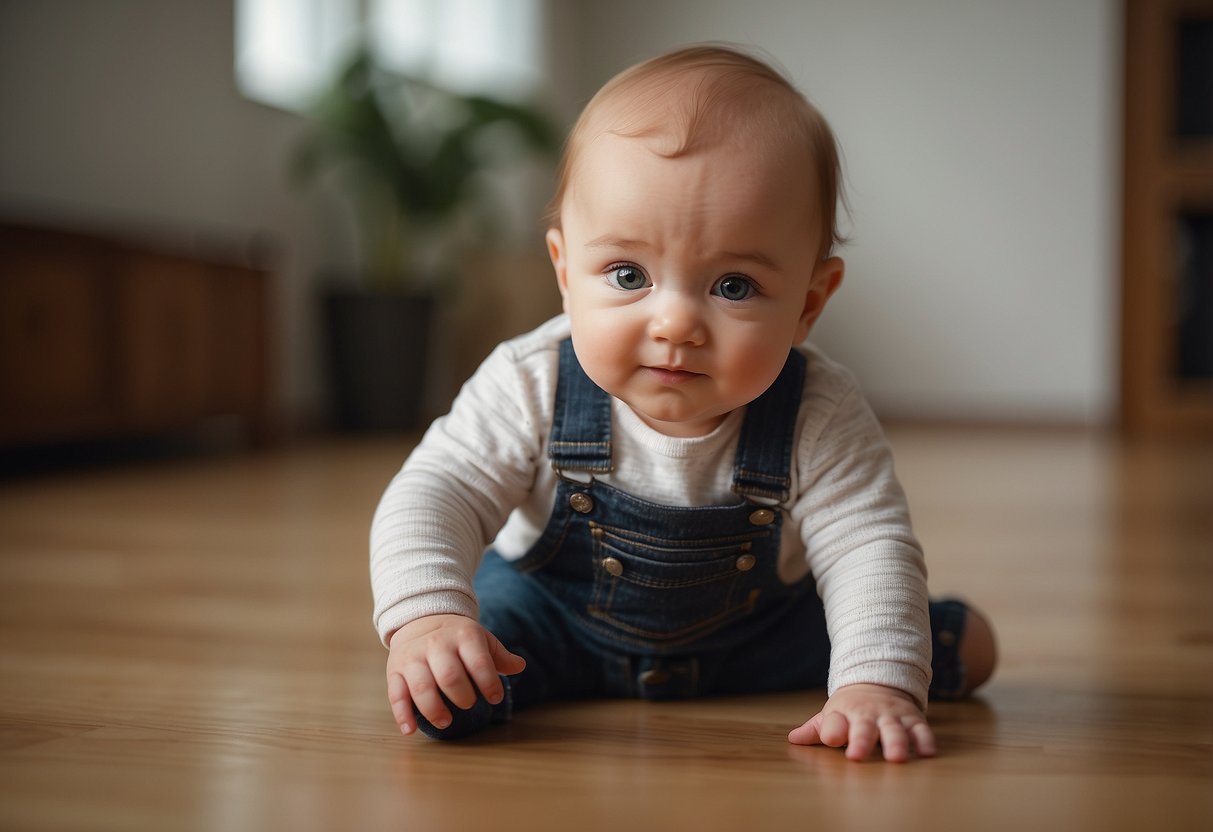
[292,49,559,430]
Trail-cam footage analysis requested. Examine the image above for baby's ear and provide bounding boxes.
[546,228,570,311]
[795,257,845,342]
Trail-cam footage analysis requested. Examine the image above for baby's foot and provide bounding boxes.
[959,605,997,694]
[928,599,997,699]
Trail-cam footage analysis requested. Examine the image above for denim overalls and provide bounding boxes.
[418,340,967,738]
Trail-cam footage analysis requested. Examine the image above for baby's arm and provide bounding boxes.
[788,684,935,762]
[790,368,934,760]
[370,340,548,731]
[386,614,526,735]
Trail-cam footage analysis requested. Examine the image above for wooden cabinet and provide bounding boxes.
[1121,0,1213,434]
[0,223,273,448]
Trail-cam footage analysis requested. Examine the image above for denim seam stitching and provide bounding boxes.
[580,594,758,648]
[735,468,789,485]
[594,526,770,548]
[598,571,746,590]
[732,483,790,501]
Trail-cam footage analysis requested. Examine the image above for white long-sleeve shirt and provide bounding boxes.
[370,315,932,708]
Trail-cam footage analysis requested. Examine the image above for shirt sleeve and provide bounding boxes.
[369,341,547,646]
[792,382,932,710]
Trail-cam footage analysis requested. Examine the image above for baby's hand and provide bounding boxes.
[385,613,526,736]
[787,683,936,762]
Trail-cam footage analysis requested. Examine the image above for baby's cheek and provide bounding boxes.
[570,327,625,385]
[726,337,788,393]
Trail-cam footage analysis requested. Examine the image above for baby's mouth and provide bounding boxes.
[645,366,703,385]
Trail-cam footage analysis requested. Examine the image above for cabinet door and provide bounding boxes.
[117,253,213,427]
[0,247,116,441]
[207,265,268,417]
[1121,0,1213,434]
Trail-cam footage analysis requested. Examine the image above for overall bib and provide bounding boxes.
[417,340,967,739]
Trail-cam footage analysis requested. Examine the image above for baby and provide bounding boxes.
[371,44,995,762]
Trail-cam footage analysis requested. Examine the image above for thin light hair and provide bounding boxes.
[545,43,849,262]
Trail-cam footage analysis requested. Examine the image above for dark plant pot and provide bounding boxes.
[323,288,434,431]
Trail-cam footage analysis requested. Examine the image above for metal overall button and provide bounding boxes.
[601,556,624,577]
[735,553,756,572]
[748,508,775,525]
[569,492,594,514]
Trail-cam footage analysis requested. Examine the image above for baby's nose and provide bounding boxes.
[647,292,707,346]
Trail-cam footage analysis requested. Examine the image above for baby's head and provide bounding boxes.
[545,45,848,437]
[548,44,846,264]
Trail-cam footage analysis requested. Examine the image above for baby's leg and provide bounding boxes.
[928,599,997,699]
[702,590,833,696]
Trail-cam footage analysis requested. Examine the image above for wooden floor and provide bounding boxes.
[1,427,1210,831]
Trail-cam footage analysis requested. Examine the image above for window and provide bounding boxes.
[235,0,543,112]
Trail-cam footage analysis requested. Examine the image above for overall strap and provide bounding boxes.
[731,348,807,503]
[548,338,613,474]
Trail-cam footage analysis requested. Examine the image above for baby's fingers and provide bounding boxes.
[485,631,527,676]
[817,711,851,748]
[880,716,937,762]
[845,717,879,761]
[787,714,824,746]
[403,663,452,731]
[458,640,506,706]
[428,651,479,711]
[878,717,910,763]
[910,720,937,758]
[387,672,416,736]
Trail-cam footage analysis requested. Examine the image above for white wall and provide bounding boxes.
[569,0,1120,424]
[0,1,1120,427]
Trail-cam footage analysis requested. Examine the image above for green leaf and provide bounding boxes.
[289,47,560,289]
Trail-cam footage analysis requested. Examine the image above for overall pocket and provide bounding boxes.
[586,522,770,645]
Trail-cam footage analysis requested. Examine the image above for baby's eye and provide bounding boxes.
[712,275,756,301]
[605,265,650,291]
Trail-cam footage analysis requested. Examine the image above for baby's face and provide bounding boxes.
[547,132,843,437]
